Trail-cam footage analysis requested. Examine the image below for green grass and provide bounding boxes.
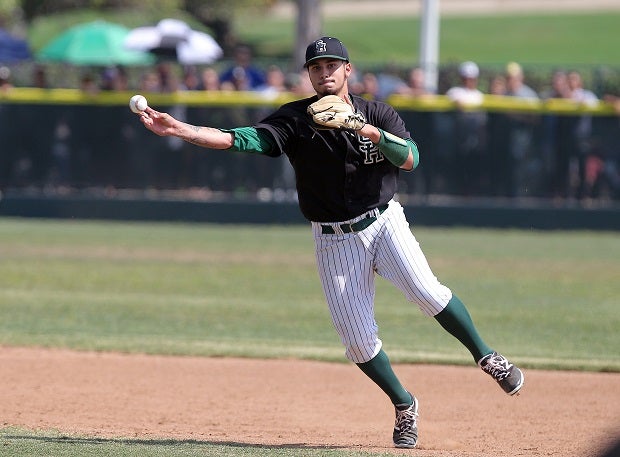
[0,427,393,457]
[234,11,620,68]
[0,217,618,371]
[1,217,619,456]
[26,8,620,70]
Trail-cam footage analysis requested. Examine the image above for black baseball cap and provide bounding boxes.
[304,37,349,68]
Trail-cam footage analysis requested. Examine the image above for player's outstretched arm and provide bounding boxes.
[139,106,234,150]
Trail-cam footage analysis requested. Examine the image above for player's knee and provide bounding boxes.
[344,339,381,364]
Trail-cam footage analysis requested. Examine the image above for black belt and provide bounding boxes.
[321,204,388,234]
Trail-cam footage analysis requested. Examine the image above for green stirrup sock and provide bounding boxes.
[434,295,493,362]
[356,349,412,405]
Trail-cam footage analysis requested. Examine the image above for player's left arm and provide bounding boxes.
[358,124,418,171]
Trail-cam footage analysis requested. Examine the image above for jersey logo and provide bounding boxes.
[356,132,385,165]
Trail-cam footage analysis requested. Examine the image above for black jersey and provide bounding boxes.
[256,94,412,222]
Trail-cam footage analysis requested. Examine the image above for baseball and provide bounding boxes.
[129,94,148,113]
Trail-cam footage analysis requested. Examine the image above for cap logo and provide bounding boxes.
[315,40,327,54]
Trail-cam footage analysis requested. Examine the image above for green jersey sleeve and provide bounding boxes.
[220,127,277,156]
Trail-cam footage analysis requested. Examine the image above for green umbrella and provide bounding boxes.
[37,20,155,66]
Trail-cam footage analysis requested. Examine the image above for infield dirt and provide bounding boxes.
[2,346,619,456]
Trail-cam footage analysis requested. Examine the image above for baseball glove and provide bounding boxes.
[307,95,366,130]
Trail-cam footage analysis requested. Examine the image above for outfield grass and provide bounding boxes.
[234,11,620,68]
[0,217,618,371]
[28,8,620,69]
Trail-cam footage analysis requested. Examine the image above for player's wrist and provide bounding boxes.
[359,124,380,142]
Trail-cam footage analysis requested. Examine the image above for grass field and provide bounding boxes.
[1,217,619,456]
[234,10,620,68]
[1,217,618,371]
[27,8,620,70]
[1,428,399,457]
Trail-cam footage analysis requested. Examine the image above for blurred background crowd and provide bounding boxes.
[0,0,619,205]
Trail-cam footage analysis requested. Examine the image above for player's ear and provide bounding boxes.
[344,62,353,77]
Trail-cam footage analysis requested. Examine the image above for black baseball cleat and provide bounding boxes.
[478,352,524,395]
[393,393,419,448]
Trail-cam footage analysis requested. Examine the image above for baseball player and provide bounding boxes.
[136,36,524,449]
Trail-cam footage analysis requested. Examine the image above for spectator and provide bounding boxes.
[567,70,599,199]
[198,67,221,91]
[156,62,180,93]
[540,70,571,100]
[568,70,598,105]
[219,44,266,91]
[374,64,408,100]
[488,74,506,96]
[347,63,366,96]
[220,65,249,91]
[359,71,381,100]
[505,62,538,99]
[139,70,162,93]
[445,61,488,195]
[503,62,541,197]
[31,64,49,88]
[257,65,288,98]
[0,66,13,93]
[181,65,201,91]
[540,70,573,198]
[288,70,314,96]
[100,65,129,91]
[486,74,510,196]
[79,72,99,96]
[0,66,16,189]
[396,67,436,195]
[446,61,484,107]
[399,67,431,97]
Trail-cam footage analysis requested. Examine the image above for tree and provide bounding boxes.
[183,0,276,55]
[293,0,321,69]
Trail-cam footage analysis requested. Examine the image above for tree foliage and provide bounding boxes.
[20,0,276,23]
[19,0,278,55]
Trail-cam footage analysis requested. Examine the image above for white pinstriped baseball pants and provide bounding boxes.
[312,200,452,364]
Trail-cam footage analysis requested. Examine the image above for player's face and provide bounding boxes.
[307,58,351,97]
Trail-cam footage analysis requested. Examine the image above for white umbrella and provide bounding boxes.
[124,18,223,65]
